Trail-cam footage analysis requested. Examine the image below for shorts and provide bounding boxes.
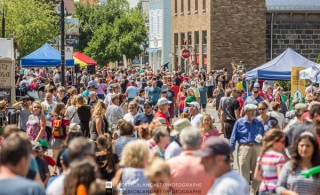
[201,104,207,109]
[38,86,45,92]
[224,121,236,139]
[48,138,64,149]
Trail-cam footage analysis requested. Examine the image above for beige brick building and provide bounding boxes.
[171,0,266,72]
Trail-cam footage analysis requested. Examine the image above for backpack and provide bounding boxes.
[52,116,66,138]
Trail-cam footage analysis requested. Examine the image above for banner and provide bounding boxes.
[65,18,79,46]
[0,58,12,88]
[290,67,306,110]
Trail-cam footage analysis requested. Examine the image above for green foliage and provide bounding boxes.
[317,54,320,64]
[74,0,147,65]
[274,81,291,91]
[3,0,59,59]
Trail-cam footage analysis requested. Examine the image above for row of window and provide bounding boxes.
[173,31,207,54]
[174,0,206,14]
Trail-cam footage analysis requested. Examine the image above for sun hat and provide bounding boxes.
[170,118,191,137]
[69,123,81,131]
[188,102,200,109]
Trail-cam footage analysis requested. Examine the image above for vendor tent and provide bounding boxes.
[73,52,97,67]
[246,48,315,80]
[299,65,320,83]
[20,43,74,67]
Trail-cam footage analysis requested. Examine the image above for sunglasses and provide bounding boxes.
[253,91,258,93]
[129,107,135,109]
[258,108,266,111]
[144,106,151,109]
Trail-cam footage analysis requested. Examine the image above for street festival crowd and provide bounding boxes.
[1,60,320,195]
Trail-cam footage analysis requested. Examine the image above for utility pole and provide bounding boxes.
[60,0,65,87]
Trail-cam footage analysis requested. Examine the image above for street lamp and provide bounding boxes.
[60,0,65,87]
[0,1,7,38]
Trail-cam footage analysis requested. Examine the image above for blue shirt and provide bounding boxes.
[148,87,162,103]
[198,87,208,104]
[88,80,97,86]
[126,86,139,98]
[133,113,154,125]
[230,117,265,151]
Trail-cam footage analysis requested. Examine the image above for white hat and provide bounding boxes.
[254,83,260,88]
[157,98,172,106]
[244,104,257,111]
[191,81,196,85]
[69,123,81,131]
[188,102,200,109]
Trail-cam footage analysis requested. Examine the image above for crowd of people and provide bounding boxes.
[0,62,320,195]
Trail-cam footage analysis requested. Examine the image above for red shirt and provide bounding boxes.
[154,110,170,126]
[171,84,179,100]
[258,90,265,99]
[44,155,56,166]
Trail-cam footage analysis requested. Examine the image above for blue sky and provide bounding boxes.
[128,0,140,7]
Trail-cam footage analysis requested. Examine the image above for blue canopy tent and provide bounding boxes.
[246,48,315,81]
[20,43,74,67]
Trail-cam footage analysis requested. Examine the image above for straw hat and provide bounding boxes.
[69,123,81,131]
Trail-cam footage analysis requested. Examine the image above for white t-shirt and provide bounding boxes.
[190,113,203,128]
[206,76,214,86]
[46,174,66,195]
[41,101,57,126]
[207,170,249,195]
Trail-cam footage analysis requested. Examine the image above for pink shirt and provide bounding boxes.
[200,127,219,147]
[167,151,214,195]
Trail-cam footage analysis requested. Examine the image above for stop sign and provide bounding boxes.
[180,49,191,59]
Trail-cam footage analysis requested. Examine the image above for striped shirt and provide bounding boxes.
[257,151,285,192]
[276,161,320,195]
[119,168,150,195]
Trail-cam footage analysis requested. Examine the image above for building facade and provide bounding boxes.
[147,0,172,71]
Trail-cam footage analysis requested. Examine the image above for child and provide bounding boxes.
[236,77,243,90]
[31,141,50,187]
[37,139,56,171]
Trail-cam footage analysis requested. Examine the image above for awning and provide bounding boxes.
[146,48,158,54]
[73,52,97,67]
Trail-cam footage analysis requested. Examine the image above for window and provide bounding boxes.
[181,0,184,13]
[203,0,206,10]
[181,33,186,46]
[195,31,199,54]
[195,0,198,12]
[202,30,207,54]
[188,32,192,45]
[187,0,190,12]
[174,33,178,54]
[174,0,177,14]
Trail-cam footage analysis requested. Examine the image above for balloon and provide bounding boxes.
[77,184,87,195]
[301,166,320,178]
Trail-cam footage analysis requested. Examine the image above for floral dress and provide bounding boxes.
[26,114,47,141]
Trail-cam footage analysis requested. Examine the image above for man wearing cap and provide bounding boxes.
[104,85,114,106]
[188,102,203,128]
[193,137,249,195]
[165,118,191,161]
[252,83,265,99]
[230,104,265,195]
[106,94,124,127]
[222,88,240,143]
[167,126,214,195]
[190,81,200,103]
[307,89,320,110]
[154,98,171,127]
[241,87,264,116]
[133,100,154,126]
[283,102,308,133]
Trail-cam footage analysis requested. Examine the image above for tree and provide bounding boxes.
[3,0,59,59]
[84,7,147,65]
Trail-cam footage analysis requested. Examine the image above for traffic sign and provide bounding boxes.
[180,49,191,59]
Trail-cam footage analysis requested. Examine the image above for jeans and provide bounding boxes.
[97,94,105,100]
[259,190,276,195]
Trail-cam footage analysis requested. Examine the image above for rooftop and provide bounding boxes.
[266,0,320,12]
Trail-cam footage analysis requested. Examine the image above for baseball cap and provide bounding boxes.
[157,98,172,106]
[31,141,42,152]
[193,137,231,158]
[170,118,191,136]
[107,85,113,90]
[244,104,257,111]
[188,102,200,109]
[144,100,152,107]
[253,83,260,88]
[191,81,196,85]
[38,139,48,148]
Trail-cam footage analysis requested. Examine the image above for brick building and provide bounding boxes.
[172,0,320,72]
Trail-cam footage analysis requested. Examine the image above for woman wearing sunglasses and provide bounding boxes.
[257,101,280,132]
[26,101,47,141]
[254,129,285,195]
